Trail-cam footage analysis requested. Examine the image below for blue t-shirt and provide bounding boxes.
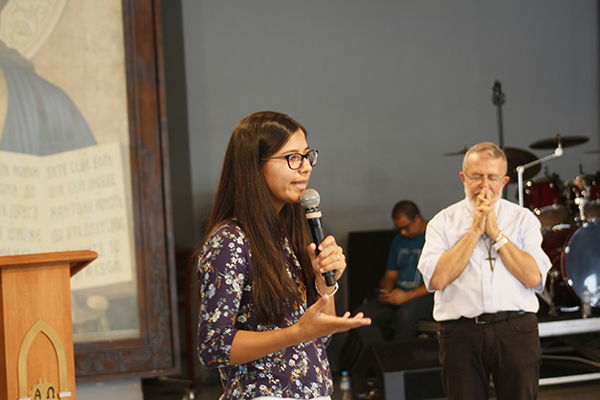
[386,232,426,290]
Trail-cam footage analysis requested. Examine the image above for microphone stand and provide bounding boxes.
[517,144,563,207]
[492,80,507,198]
[492,80,506,151]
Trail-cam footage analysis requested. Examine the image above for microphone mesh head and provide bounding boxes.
[300,188,320,209]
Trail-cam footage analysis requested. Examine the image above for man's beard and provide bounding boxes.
[465,187,500,208]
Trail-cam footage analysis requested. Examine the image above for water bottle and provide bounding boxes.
[340,371,352,400]
[181,388,196,400]
[581,287,592,319]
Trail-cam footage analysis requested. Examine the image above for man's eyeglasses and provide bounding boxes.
[463,173,504,185]
[263,149,318,170]
[394,219,414,232]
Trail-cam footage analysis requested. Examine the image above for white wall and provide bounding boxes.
[179,0,599,249]
[162,0,600,382]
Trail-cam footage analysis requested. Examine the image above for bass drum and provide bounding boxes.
[541,223,580,308]
[561,222,600,307]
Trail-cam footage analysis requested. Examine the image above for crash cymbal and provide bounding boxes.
[443,145,539,180]
[529,134,589,150]
[505,147,540,181]
[443,145,469,156]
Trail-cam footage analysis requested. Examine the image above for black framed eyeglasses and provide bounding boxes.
[263,149,318,170]
[394,219,414,232]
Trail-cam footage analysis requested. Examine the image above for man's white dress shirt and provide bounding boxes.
[418,198,552,322]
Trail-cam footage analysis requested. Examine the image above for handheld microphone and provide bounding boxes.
[300,188,336,287]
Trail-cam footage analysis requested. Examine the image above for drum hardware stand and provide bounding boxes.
[574,197,590,226]
[540,275,558,315]
[551,222,572,232]
[572,168,592,225]
[517,144,563,207]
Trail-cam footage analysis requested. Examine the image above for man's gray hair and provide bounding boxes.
[462,142,508,175]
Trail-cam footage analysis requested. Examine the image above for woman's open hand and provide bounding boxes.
[292,294,371,343]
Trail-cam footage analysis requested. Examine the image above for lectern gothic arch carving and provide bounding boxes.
[18,319,70,399]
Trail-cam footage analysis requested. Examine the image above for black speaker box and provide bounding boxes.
[350,338,446,400]
[347,229,397,311]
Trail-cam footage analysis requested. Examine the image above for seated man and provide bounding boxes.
[354,200,434,343]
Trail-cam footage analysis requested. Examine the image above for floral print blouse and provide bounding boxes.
[197,220,333,399]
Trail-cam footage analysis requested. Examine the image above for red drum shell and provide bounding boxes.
[565,174,600,221]
[524,177,569,228]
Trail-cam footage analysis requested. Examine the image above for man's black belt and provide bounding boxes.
[466,311,529,325]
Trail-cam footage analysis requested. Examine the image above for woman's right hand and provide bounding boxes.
[292,294,371,343]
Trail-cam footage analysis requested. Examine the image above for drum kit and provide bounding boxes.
[445,133,600,316]
[521,134,600,315]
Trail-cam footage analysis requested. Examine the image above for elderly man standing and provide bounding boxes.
[417,142,551,400]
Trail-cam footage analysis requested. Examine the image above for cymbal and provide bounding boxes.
[442,145,469,156]
[505,147,540,181]
[443,146,539,181]
[529,134,589,149]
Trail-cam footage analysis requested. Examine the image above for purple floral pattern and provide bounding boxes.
[197,220,333,399]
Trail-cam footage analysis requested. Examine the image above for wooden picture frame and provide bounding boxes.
[72,0,179,382]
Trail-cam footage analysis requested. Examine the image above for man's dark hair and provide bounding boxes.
[391,200,420,220]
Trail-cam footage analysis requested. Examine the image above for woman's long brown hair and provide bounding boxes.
[201,111,318,325]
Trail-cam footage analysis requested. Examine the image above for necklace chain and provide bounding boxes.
[484,237,495,272]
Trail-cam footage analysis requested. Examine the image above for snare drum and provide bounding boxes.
[561,222,600,307]
[565,173,600,221]
[523,176,569,227]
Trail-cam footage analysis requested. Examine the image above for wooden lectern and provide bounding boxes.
[0,250,97,400]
